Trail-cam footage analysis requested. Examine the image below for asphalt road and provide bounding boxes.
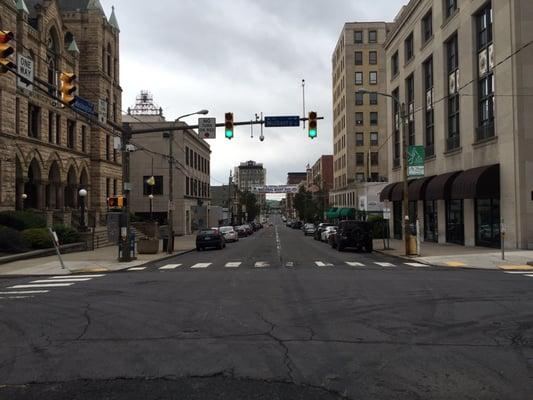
[1,215,533,399]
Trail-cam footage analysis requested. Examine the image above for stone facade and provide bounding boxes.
[0,0,121,223]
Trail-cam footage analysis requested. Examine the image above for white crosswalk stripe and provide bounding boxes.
[128,267,147,271]
[50,275,105,279]
[31,278,92,283]
[315,261,334,267]
[0,296,33,300]
[374,262,395,267]
[404,262,429,268]
[504,271,533,274]
[0,290,49,295]
[8,283,74,289]
[526,274,533,277]
[346,262,365,267]
[225,262,242,268]
[254,261,270,268]
[191,263,211,269]
[159,264,181,270]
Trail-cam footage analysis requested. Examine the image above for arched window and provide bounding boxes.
[47,27,59,94]
[106,43,112,76]
[64,31,73,47]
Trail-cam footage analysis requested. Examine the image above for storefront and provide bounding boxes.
[424,200,438,242]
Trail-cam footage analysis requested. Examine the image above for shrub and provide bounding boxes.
[22,228,53,250]
[0,211,46,231]
[0,225,28,254]
[368,215,386,239]
[53,224,81,245]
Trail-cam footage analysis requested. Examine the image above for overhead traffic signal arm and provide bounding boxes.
[0,30,15,74]
[59,72,77,105]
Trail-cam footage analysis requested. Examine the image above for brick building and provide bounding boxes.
[0,0,121,225]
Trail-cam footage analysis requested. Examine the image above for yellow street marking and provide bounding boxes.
[445,261,466,267]
[498,265,533,271]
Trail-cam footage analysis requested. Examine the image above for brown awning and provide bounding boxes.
[391,180,415,201]
[408,176,436,201]
[379,182,400,201]
[451,164,500,199]
[425,171,462,200]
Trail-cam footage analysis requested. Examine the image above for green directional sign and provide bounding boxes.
[408,145,425,177]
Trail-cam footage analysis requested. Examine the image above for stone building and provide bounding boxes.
[234,161,266,209]
[0,0,121,225]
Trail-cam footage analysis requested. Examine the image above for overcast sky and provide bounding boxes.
[100,0,407,186]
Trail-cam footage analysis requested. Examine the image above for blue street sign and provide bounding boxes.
[72,96,96,116]
[264,116,300,128]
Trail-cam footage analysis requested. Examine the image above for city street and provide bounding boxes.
[1,216,533,399]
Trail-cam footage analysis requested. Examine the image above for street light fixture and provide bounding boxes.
[166,109,210,254]
[356,88,412,256]
[21,193,27,211]
[78,188,88,232]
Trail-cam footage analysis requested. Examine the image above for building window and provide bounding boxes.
[48,112,54,142]
[354,30,363,43]
[354,51,363,65]
[369,51,377,65]
[186,177,190,196]
[446,34,460,150]
[370,152,379,165]
[185,146,190,166]
[81,125,87,153]
[475,198,500,248]
[143,175,163,195]
[356,132,364,146]
[476,3,494,141]
[56,115,61,145]
[355,112,364,125]
[113,179,117,196]
[370,132,378,146]
[368,30,377,43]
[371,172,379,182]
[28,104,40,139]
[106,135,111,160]
[424,200,438,242]
[392,88,400,166]
[406,74,415,145]
[15,98,20,135]
[370,112,378,125]
[356,173,365,182]
[355,92,364,106]
[404,32,414,62]
[106,43,112,76]
[391,51,399,76]
[446,199,464,245]
[67,120,76,149]
[356,153,365,166]
[445,0,458,19]
[369,71,377,85]
[422,9,433,43]
[424,57,435,156]
[369,92,378,105]
[355,72,363,85]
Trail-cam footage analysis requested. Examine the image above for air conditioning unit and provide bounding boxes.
[479,49,488,76]
[449,72,456,94]
[488,44,494,70]
[426,89,433,110]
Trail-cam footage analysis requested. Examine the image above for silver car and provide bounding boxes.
[219,226,238,242]
[303,223,316,236]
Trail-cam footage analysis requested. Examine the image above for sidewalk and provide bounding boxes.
[0,235,196,277]
[373,238,533,270]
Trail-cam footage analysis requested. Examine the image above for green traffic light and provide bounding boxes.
[225,130,234,139]
[309,129,317,139]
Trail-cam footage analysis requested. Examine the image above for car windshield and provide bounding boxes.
[219,227,233,233]
[199,230,217,235]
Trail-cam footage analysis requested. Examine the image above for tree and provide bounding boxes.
[293,187,320,222]
[239,191,260,223]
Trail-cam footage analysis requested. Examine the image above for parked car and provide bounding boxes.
[332,220,373,252]
[235,226,248,238]
[291,220,303,229]
[314,223,334,241]
[219,226,238,243]
[303,223,316,236]
[321,226,337,242]
[243,224,254,235]
[196,229,225,251]
[282,216,287,222]
[286,219,294,227]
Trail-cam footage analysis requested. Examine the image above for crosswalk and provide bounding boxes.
[0,274,106,301]
[136,260,433,272]
[503,271,533,279]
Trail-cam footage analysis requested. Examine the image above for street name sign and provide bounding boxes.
[17,54,34,91]
[264,116,300,128]
[198,117,216,139]
[408,145,425,177]
[252,185,299,194]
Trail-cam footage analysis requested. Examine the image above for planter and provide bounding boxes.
[137,238,159,254]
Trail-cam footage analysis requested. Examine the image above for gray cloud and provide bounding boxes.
[101,0,407,185]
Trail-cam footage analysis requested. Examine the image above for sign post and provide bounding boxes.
[408,145,425,177]
[48,228,66,270]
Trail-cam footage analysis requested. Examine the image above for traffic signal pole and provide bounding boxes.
[120,123,133,262]
[167,131,174,254]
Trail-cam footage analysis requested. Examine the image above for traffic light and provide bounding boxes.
[225,112,234,139]
[0,30,15,74]
[308,111,317,139]
[59,72,77,105]
[108,195,127,209]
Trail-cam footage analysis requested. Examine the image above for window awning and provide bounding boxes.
[379,182,400,201]
[451,164,500,199]
[326,208,339,219]
[339,208,355,218]
[408,176,436,201]
[391,180,416,201]
[425,171,462,200]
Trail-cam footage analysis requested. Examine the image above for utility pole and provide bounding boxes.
[401,103,411,256]
[119,123,133,262]
[167,130,174,254]
[229,170,234,226]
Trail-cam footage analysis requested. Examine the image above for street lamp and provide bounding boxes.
[148,194,154,221]
[78,188,88,232]
[21,193,27,211]
[356,88,412,255]
[165,109,209,254]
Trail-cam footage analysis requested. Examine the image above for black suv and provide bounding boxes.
[332,220,373,252]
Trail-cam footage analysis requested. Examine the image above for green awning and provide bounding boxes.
[339,208,355,218]
[326,207,339,219]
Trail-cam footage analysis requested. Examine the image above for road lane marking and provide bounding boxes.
[159,264,181,270]
[346,262,365,267]
[31,278,92,283]
[50,275,106,279]
[128,267,147,271]
[254,261,270,268]
[0,290,49,295]
[0,296,33,300]
[225,262,241,268]
[404,262,429,267]
[275,226,281,259]
[191,263,211,269]
[8,283,74,289]
[374,262,395,267]
[525,274,533,278]
[285,261,294,267]
[504,271,532,274]
[315,261,333,267]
